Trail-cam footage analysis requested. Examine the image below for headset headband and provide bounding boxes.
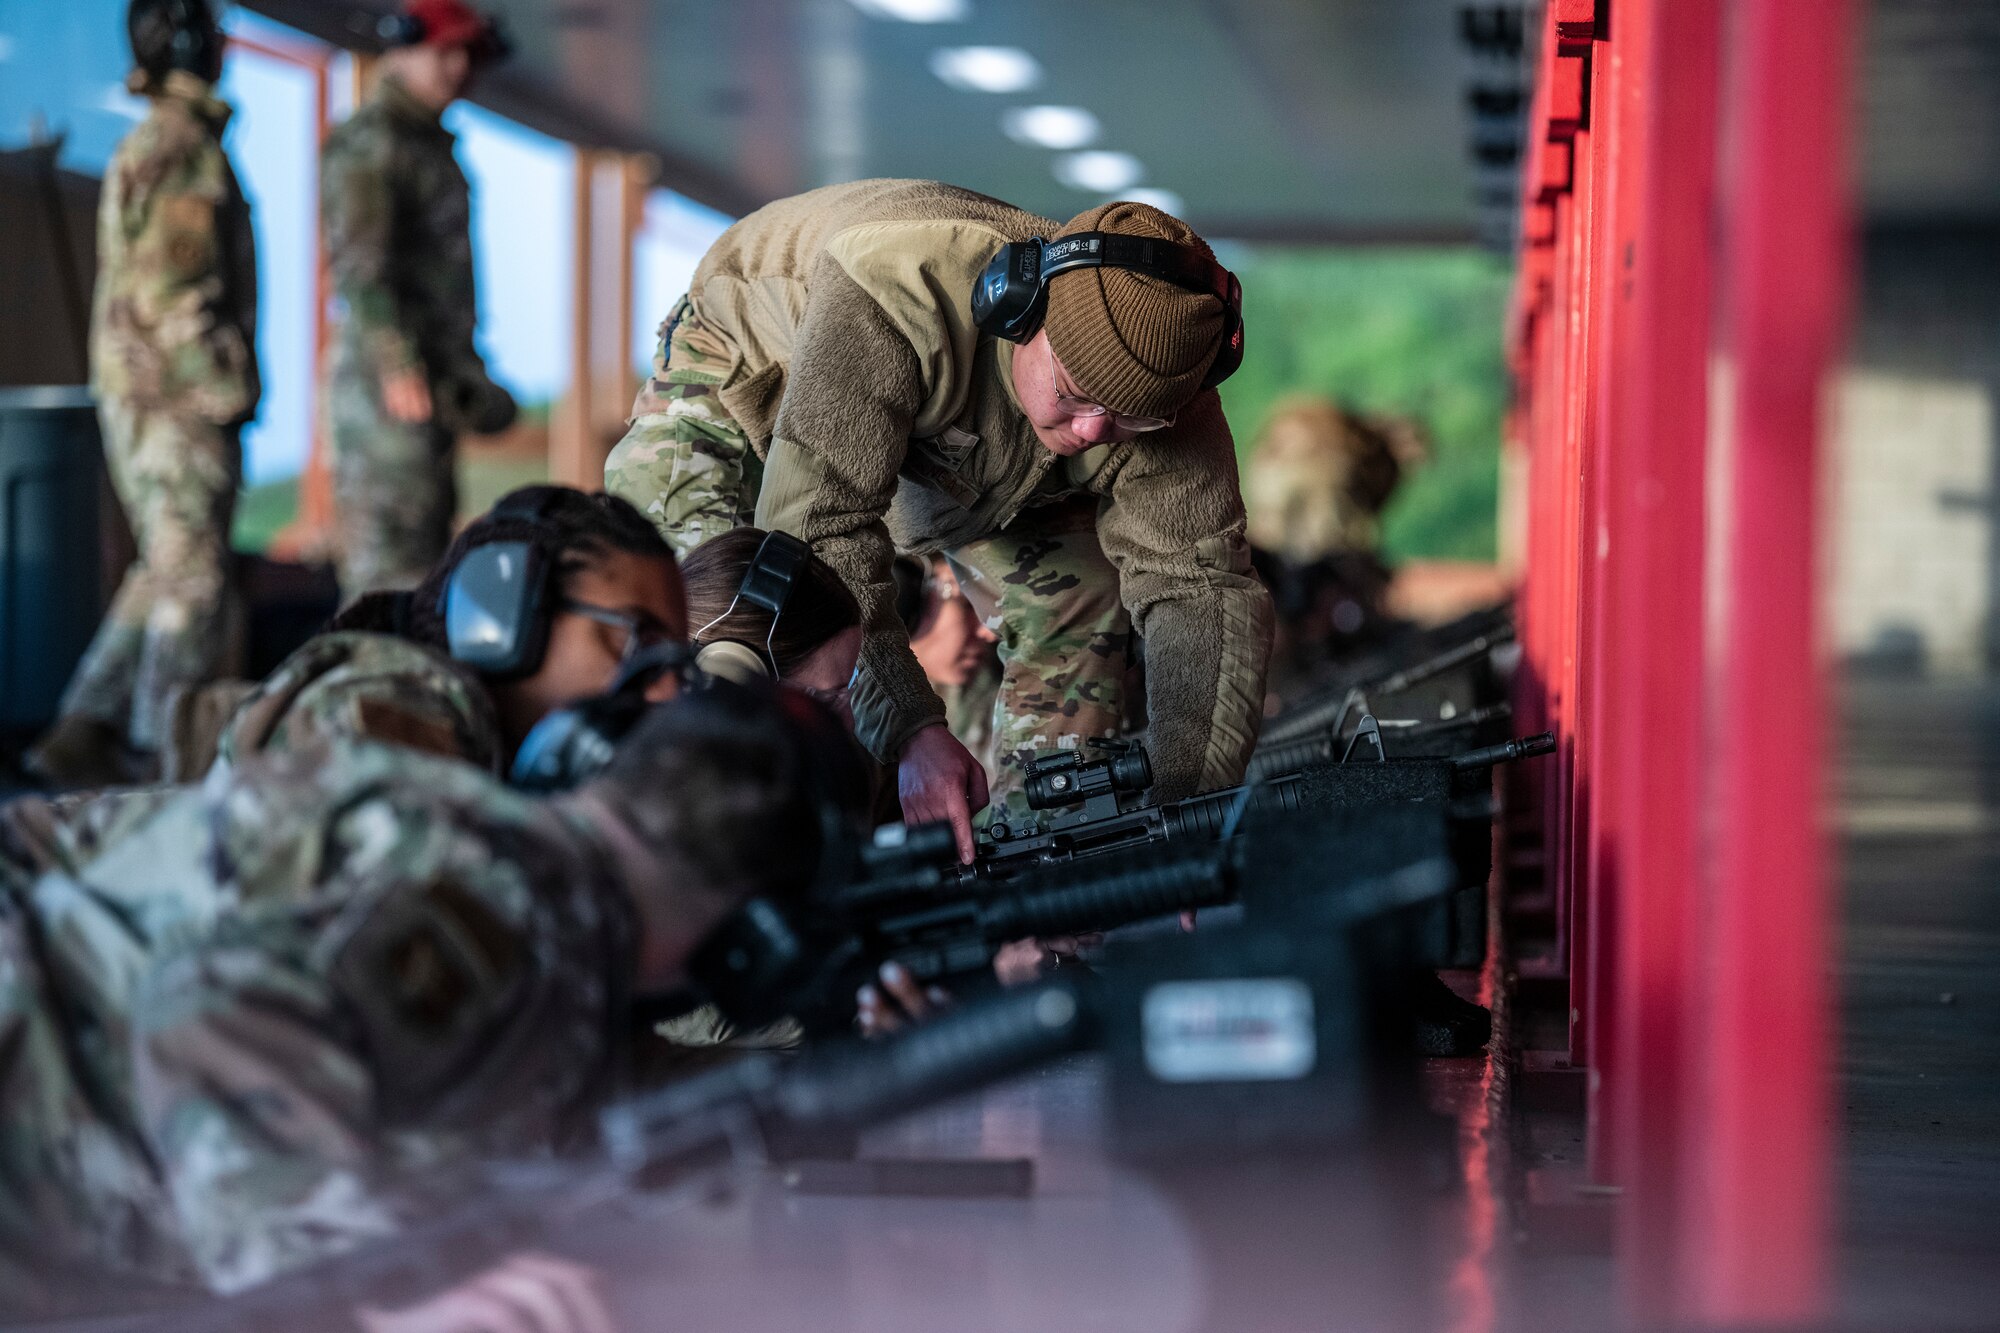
[693,531,813,678]
[162,0,216,74]
[1038,232,1233,305]
[969,230,1245,390]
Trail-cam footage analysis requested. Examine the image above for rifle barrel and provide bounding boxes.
[1448,730,1556,771]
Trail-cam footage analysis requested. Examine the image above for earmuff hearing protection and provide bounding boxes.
[508,638,697,790]
[441,489,562,678]
[376,12,425,44]
[692,531,813,684]
[163,0,216,75]
[969,231,1245,390]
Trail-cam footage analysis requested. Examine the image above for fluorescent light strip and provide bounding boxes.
[1001,105,1100,150]
[848,0,970,20]
[930,45,1042,93]
[1053,150,1145,193]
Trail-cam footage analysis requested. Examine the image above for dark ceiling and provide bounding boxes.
[249,0,2000,238]
[250,0,1489,240]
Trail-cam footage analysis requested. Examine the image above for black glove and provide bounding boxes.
[440,375,518,435]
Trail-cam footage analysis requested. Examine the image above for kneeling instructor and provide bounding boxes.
[606,181,1272,857]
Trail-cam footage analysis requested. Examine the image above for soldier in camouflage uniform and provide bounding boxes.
[26,0,256,789]
[1244,396,1429,689]
[0,687,825,1318]
[609,183,1273,847]
[2,487,683,972]
[1244,394,1422,565]
[320,0,515,597]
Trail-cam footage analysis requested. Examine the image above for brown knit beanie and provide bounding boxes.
[1043,201,1227,419]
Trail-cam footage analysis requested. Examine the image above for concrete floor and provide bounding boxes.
[1836,676,2000,1328]
[1504,674,2000,1329]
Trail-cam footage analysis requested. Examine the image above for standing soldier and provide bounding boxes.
[320,0,515,597]
[26,0,257,789]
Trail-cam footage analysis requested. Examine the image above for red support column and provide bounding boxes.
[1578,6,1644,1172]
[1602,0,1720,1317]
[1688,0,1852,1317]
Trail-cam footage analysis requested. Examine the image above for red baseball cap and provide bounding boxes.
[402,0,496,52]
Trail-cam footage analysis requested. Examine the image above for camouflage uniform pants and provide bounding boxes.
[603,296,762,559]
[949,500,1132,816]
[327,366,457,597]
[58,401,240,753]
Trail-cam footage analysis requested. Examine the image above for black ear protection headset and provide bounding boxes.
[692,531,813,685]
[508,638,697,790]
[376,6,513,62]
[162,0,220,76]
[969,231,1245,390]
[440,488,563,678]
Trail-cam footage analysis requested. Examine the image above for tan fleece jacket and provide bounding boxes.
[690,179,1270,798]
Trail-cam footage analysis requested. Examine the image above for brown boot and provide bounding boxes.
[21,715,136,790]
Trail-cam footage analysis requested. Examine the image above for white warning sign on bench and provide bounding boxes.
[1142,978,1317,1083]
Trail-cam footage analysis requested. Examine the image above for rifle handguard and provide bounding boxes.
[977,852,1233,941]
[769,980,1091,1127]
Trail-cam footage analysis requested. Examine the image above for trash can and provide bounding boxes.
[0,386,104,740]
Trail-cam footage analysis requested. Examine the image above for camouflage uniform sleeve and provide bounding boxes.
[0,786,188,892]
[105,122,258,423]
[1091,392,1274,798]
[130,930,425,1293]
[215,633,505,776]
[753,257,948,764]
[321,130,421,377]
[131,754,627,1293]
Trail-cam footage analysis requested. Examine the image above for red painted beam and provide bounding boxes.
[1552,0,1601,47]
[1577,0,1646,1169]
[1687,0,1851,1319]
[1602,0,1719,1318]
[1545,51,1590,139]
[1538,138,1575,200]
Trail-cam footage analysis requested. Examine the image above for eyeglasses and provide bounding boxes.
[1047,342,1176,433]
[561,598,678,665]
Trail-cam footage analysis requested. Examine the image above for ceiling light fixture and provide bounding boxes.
[930,46,1042,93]
[1115,187,1187,216]
[1053,150,1145,193]
[848,0,970,20]
[1000,105,1100,150]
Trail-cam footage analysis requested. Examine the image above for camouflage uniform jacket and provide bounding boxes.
[88,70,259,424]
[678,179,1271,796]
[0,634,502,904]
[320,75,501,430]
[0,740,634,1304]
[213,630,505,776]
